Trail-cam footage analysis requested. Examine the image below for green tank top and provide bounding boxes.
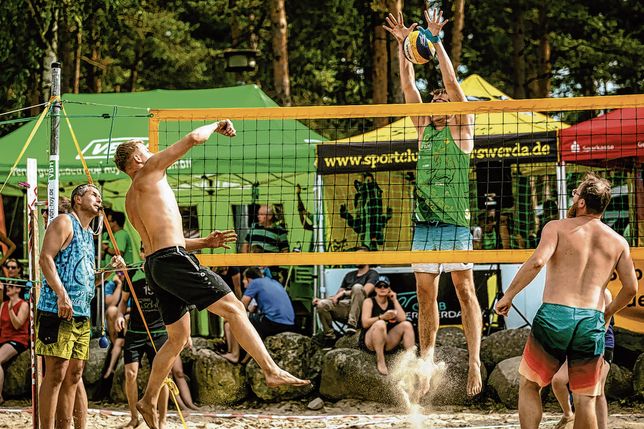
[415,125,471,227]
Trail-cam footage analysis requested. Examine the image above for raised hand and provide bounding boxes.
[383,11,418,44]
[424,8,449,38]
[204,229,237,249]
[215,119,236,137]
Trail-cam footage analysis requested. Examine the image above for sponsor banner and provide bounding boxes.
[607,259,644,334]
[316,132,557,174]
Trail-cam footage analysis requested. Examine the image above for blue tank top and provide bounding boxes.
[39,214,96,317]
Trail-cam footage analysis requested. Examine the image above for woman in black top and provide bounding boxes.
[359,275,415,375]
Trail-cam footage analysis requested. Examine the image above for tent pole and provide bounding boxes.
[47,62,61,226]
[556,161,567,219]
[313,174,325,335]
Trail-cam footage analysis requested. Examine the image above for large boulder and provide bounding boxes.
[605,363,633,400]
[422,347,488,406]
[481,328,530,372]
[3,351,31,399]
[83,338,110,385]
[335,332,360,350]
[614,328,644,369]
[193,349,248,405]
[435,327,467,350]
[634,353,644,397]
[319,348,398,403]
[246,332,316,401]
[488,356,522,409]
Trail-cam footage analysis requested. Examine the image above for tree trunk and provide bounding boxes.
[41,5,58,101]
[511,3,526,99]
[372,0,388,127]
[73,16,82,94]
[386,0,402,104]
[450,0,465,73]
[536,3,551,97]
[270,0,291,106]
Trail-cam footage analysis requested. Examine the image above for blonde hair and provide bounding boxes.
[114,139,144,172]
[579,173,612,214]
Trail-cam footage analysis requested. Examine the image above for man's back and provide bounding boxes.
[544,217,627,311]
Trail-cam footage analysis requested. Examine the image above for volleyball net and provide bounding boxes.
[149,93,644,267]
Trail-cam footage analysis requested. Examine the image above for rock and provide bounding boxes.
[423,347,488,406]
[319,348,398,403]
[83,338,110,385]
[605,363,633,400]
[335,332,360,349]
[634,353,644,397]
[3,351,31,399]
[307,397,325,410]
[246,332,316,401]
[488,356,522,409]
[481,328,530,372]
[614,328,644,369]
[435,327,467,350]
[193,349,248,405]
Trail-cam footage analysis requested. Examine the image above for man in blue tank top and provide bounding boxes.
[37,184,123,429]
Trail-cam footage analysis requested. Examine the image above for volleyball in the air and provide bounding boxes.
[403,29,436,64]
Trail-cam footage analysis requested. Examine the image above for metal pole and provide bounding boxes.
[26,158,40,429]
[47,62,61,227]
[313,174,325,335]
[556,161,568,219]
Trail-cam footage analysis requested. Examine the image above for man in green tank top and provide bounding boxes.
[384,7,482,397]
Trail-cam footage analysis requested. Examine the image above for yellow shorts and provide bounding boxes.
[36,311,91,361]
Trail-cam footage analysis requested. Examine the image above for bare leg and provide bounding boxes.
[106,306,119,345]
[596,361,611,429]
[0,344,18,403]
[552,362,575,427]
[414,272,440,357]
[138,313,191,429]
[73,381,88,429]
[56,359,86,429]
[104,338,124,378]
[572,394,598,429]
[39,356,69,429]
[518,375,543,429]
[172,358,199,410]
[220,321,240,364]
[385,321,415,351]
[451,269,482,396]
[158,385,169,429]
[122,362,140,429]
[207,293,310,388]
[365,321,389,375]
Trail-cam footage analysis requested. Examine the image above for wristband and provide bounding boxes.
[419,27,441,43]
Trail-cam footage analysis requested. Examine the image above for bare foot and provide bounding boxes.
[103,368,114,379]
[118,418,141,429]
[219,352,239,364]
[264,368,311,388]
[187,403,201,411]
[553,415,575,429]
[376,361,389,376]
[136,400,159,429]
[467,362,483,396]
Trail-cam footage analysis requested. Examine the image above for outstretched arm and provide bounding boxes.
[145,120,236,174]
[383,12,429,134]
[185,229,237,251]
[496,222,559,316]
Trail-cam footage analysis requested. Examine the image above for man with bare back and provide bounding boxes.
[384,8,482,396]
[496,173,637,429]
[113,121,309,429]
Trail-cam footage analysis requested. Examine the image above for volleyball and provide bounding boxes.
[403,29,436,64]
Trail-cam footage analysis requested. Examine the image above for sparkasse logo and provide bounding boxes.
[76,137,149,160]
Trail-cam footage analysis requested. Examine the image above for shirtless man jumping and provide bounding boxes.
[114,121,309,429]
[496,173,637,429]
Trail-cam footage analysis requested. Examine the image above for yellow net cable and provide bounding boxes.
[0,97,54,193]
[62,104,189,428]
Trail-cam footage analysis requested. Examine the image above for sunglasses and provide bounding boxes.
[6,266,18,269]
[375,284,389,289]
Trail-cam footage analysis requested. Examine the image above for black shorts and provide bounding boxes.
[248,313,294,339]
[0,340,27,354]
[604,348,614,364]
[145,246,232,325]
[124,330,168,365]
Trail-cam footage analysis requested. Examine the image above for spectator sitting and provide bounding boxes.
[358,276,415,375]
[241,205,289,254]
[220,267,295,364]
[0,283,29,404]
[2,259,25,301]
[312,255,378,343]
